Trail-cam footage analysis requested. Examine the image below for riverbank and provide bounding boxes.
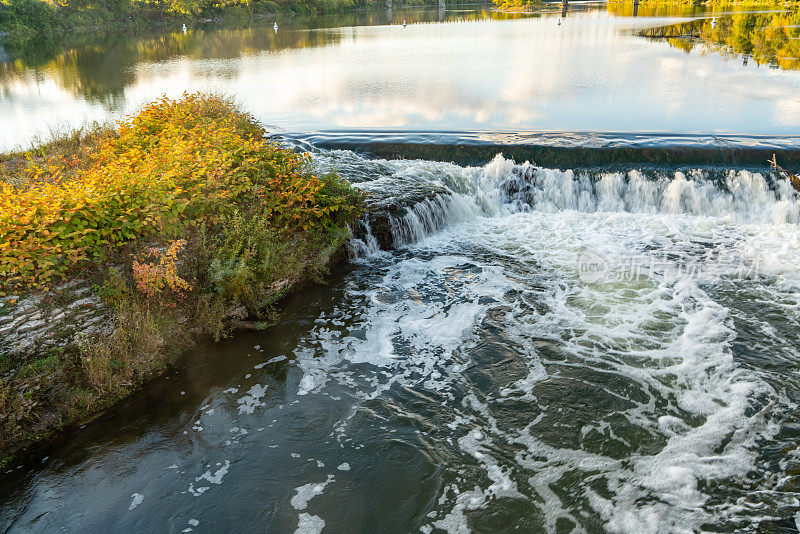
[0,93,363,464]
[0,0,454,42]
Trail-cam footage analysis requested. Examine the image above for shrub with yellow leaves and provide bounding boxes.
[0,93,363,293]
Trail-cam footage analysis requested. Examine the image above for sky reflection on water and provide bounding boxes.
[1,4,800,150]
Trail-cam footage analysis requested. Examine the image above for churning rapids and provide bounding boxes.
[4,150,800,533]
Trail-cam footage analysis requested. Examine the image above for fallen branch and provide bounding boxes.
[769,154,800,193]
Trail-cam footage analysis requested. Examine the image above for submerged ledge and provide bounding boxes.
[282,130,800,170]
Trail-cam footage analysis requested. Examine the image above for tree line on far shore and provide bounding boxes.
[0,0,441,39]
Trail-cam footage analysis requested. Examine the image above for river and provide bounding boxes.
[2,2,800,150]
[2,3,800,534]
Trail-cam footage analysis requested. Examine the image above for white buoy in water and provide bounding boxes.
[182,23,187,33]
[711,17,717,28]
[274,22,278,32]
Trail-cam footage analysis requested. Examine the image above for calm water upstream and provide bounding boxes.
[1,2,800,150]
[4,3,800,534]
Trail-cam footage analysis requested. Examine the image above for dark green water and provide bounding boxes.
[3,149,800,532]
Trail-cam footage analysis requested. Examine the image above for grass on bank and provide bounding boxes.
[0,93,363,460]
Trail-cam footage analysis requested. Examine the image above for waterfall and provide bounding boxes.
[348,219,381,259]
[346,154,800,257]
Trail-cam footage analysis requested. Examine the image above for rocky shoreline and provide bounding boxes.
[1,280,111,365]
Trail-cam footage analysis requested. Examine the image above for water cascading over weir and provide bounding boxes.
[340,155,800,257]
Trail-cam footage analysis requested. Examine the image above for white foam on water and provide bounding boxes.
[508,281,775,532]
[237,384,268,414]
[197,460,231,485]
[294,512,325,534]
[288,151,800,530]
[187,484,209,496]
[431,485,487,534]
[128,493,144,511]
[473,204,790,526]
[291,475,335,511]
[254,355,287,370]
[293,254,516,400]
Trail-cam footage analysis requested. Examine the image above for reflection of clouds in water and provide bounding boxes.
[2,12,800,149]
[0,77,110,150]
[775,97,800,127]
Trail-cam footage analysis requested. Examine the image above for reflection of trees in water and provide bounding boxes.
[702,11,800,70]
[0,7,540,105]
[626,4,800,71]
[607,1,707,18]
[0,25,341,105]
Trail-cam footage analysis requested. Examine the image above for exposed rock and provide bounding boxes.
[67,297,98,310]
[354,178,480,252]
[267,278,292,294]
[0,280,112,361]
[225,305,248,321]
[360,210,397,250]
[355,185,450,250]
[16,320,46,335]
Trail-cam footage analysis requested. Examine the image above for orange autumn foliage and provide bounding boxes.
[0,93,361,292]
[132,239,192,299]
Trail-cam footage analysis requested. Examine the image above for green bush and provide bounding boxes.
[202,198,353,317]
[0,0,58,36]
